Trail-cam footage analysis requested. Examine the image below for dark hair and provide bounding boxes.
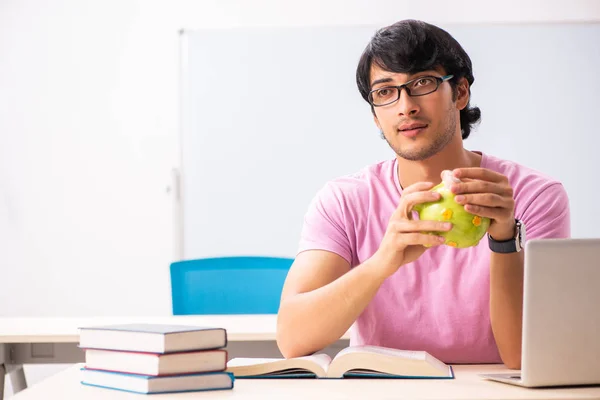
[356,19,481,139]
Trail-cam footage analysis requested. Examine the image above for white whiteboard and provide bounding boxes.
[179,23,600,260]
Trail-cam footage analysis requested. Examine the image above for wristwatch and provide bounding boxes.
[488,219,526,253]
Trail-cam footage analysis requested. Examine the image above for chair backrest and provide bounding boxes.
[170,256,294,315]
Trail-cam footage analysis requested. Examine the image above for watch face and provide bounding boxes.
[517,220,526,249]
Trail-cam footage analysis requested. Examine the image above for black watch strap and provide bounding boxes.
[488,219,523,253]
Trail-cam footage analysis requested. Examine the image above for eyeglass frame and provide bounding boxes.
[368,74,455,107]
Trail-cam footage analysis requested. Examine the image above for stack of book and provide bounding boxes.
[78,323,234,395]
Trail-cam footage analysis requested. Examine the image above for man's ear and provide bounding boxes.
[455,77,470,111]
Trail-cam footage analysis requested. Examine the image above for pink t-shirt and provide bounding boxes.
[297,152,570,364]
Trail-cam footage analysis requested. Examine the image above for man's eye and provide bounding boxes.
[415,77,434,86]
[375,88,397,99]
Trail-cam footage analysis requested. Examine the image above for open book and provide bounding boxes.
[226,345,453,379]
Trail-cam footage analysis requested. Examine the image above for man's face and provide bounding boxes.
[369,65,465,161]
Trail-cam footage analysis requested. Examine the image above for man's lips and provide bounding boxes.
[398,123,428,138]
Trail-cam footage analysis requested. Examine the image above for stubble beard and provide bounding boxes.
[382,108,458,161]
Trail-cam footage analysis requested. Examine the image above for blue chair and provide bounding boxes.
[170,256,294,315]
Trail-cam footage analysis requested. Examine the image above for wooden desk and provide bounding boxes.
[11,363,600,399]
[0,315,350,399]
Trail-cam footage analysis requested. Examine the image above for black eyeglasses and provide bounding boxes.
[368,75,454,107]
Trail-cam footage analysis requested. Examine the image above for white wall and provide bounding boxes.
[1,0,599,395]
[2,0,598,319]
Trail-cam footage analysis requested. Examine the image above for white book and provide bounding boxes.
[227,345,454,379]
[79,323,227,353]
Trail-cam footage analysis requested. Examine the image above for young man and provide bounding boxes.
[276,20,570,369]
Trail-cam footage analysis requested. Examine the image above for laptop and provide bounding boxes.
[481,238,600,387]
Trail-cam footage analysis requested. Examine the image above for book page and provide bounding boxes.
[333,345,426,361]
[307,353,333,373]
[227,358,282,367]
[327,346,450,378]
[227,354,331,368]
[226,354,332,377]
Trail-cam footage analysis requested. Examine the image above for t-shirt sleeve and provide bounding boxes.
[297,183,353,264]
[520,182,571,240]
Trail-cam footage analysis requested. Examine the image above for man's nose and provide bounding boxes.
[395,89,420,117]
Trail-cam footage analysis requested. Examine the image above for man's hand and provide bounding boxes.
[373,181,453,277]
[450,168,516,241]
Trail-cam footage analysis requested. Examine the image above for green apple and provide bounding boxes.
[413,174,491,248]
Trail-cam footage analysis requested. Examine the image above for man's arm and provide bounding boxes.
[489,250,524,369]
[276,250,388,359]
